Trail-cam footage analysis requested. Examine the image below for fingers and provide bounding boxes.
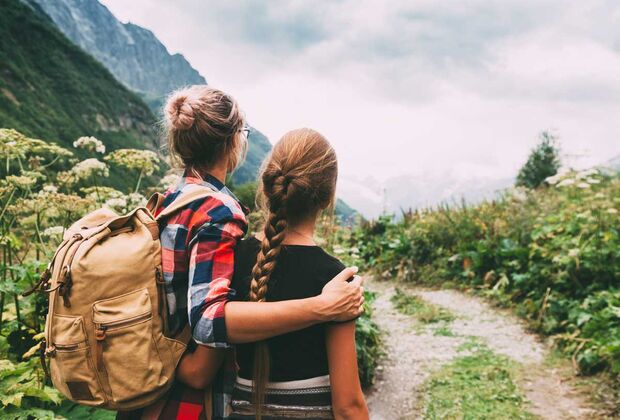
[332,266,359,282]
[349,275,362,287]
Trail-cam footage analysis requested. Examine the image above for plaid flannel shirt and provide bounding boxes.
[155,171,247,420]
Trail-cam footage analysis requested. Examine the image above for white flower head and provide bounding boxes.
[577,182,590,189]
[607,208,618,215]
[127,193,147,207]
[71,158,109,179]
[568,248,580,258]
[73,136,105,154]
[509,186,528,202]
[575,168,598,180]
[159,173,181,189]
[544,173,563,185]
[42,184,58,193]
[104,197,127,212]
[556,179,575,187]
[6,175,37,188]
[42,226,65,237]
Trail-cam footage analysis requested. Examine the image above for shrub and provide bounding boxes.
[350,169,620,375]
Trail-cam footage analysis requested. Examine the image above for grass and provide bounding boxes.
[433,325,456,337]
[422,339,535,420]
[391,288,455,324]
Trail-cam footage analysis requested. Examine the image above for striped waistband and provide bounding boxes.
[232,375,333,418]
[235,375,331,390]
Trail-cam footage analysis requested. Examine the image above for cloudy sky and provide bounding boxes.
[101,0,620,214]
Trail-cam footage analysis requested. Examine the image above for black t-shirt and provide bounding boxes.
[231,236,346,382]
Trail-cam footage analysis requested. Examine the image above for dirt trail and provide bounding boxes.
[364,280,596,420]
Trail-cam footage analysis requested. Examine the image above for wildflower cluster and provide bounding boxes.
[73,136,105,154]
[105,148,160,175]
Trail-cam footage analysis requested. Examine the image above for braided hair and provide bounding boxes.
[249,128,338,417]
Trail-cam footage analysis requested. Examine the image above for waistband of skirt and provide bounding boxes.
[235,375,331,390]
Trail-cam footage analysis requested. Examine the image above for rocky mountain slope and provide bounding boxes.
[32,0,205,103]
[33,0,273,184]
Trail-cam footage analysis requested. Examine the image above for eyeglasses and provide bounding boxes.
[241,126,250,140]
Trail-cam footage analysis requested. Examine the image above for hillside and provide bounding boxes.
[32,0,273,184]
[0,0,157,153]
[31,0,205,102]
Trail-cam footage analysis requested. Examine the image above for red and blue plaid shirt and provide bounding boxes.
[156,171,247,420]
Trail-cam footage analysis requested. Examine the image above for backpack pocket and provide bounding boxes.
[50,315,105,405]
[93,288,166,403]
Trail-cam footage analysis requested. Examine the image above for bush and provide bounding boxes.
[356,291,383,388]
[349,169,620,375]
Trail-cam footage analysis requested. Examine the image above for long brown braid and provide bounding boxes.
[249,128,338,418]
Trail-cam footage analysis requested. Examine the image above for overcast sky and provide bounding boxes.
[101,0,620,185]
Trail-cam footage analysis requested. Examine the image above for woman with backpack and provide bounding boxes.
[119,85,364,420]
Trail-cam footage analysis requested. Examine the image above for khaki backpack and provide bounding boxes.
[33,186,214,410]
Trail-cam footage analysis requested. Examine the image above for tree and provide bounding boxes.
[516,131,561,189]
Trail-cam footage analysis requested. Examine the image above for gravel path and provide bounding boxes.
[364,280,596,420]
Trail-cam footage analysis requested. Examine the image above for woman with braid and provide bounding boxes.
[229,129,369,419]
[118,86,364,420]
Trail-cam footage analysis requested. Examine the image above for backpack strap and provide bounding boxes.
[148,186,216,221]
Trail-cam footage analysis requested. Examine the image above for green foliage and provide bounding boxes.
[355,291,383,388]
[349,169,620,376]
[516,131,561,189]
[0,128,383,415]
[232,182,258,211]
[391,288,455,324]
[0,130,173,417]
[0,0,156,154]
[423,340,534,420]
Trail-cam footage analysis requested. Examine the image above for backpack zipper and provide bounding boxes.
[54,343,79,351]
[94,312,151,370]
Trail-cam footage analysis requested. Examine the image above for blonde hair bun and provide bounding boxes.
[165,92,195,131]
[163,85,247,171]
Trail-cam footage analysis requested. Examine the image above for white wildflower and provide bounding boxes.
[607,208,618,215]
[595,192,606,199]
[544,173,563,185]
[71,158,109,179]
[333,245,345,255]
[510,187,528,202]
[105,149,160,175]
[575,168,598,180]
[568,248,580,258]
[6,141,16,147]
[42,185,58,193]
[159,173,181,189]
[6,175,37,188]
[104,197,127,211]
[556,179,575,187]
[127,193,147,207]
[73,136,105,154]
[42,226,64,237]
[585,178,600,184]
[577,182,590,189]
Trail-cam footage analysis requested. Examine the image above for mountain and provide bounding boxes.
[31,0,205,104]
[604,155,620,171]
[338,172,513,219]
[0,0,156,154]
[32,0,272,185]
